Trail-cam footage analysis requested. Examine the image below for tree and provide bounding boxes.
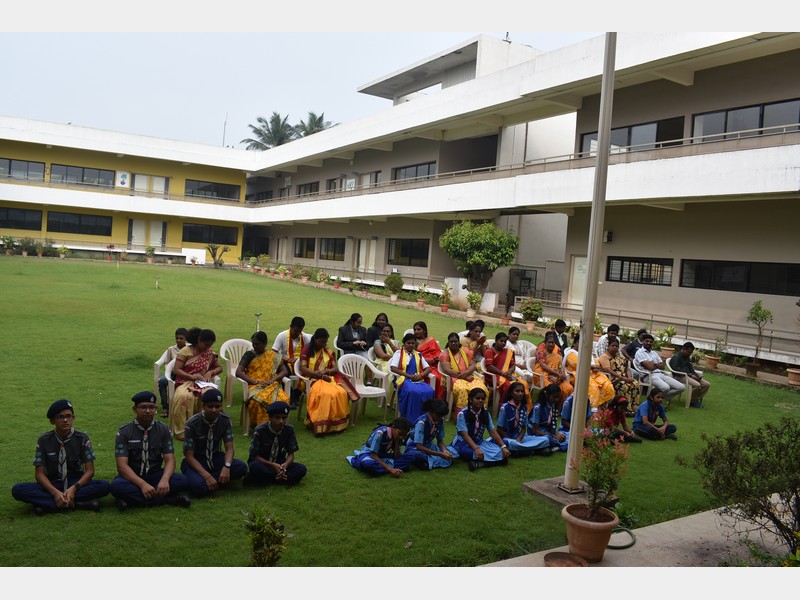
[677,417,800,555]
[241,112,296,150]
[745,299,774,366]
[294,111,333,137]
[439,220,519,292]
[206,243,230,269]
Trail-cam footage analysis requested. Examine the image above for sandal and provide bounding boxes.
[160,410,169,418]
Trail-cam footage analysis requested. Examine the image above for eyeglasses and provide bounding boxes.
[54,414,74,421]
[136,405,157,412]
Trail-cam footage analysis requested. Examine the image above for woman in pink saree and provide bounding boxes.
[170,328,222,440]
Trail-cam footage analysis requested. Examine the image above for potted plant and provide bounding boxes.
[653,325,677,359]
[119,249,128,261]
[19,237,36,257]
[257,254,271,276]
[416,284,429,308]
[520,298,543,333]
[145,245,156,264]
[190,255,198,266]
[561,412,628,563]
[384,272,404,302]
[439,281,453,312]
[34,241,44,258]
[277,264,288,278]
[704,338,725,369]
[593,313,604,341]
[300,266,311,283]
[2,235,15,255]
[105,244,116,261]
[57,245,70,259]
[333,275,341,289]
[465,290,482,318]
[315,270,328,287]
[744,299,773,377]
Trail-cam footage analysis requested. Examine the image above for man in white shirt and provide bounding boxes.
[596,323,620,357]
[272,316,312,407]
[633,334,685,404]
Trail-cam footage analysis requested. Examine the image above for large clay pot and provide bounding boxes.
[659,347,675,360]
[561,503,619,563]
[440,304,449,313]
[525,320,535,333]
[705,355,720,369]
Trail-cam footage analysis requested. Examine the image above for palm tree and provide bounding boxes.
[294,111,333,137]
[240,112,296,150]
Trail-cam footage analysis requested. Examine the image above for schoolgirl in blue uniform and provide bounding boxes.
[558,393,592,447]
[403,398,458,470]
[529,383,568,452]
[347,417,414,477]
[451,388,511,470]
[496,382,551,456]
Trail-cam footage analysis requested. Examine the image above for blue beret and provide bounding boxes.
[267,401,290,416]
[47,399,73,419]
[201,388,224,404]
[131,391,157,405]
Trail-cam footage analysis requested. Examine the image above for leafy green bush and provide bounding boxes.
[383,272,404,294]
[242,507,288,567]
[520,298,543,322]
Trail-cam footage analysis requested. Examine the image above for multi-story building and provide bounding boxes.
[2,32,799,359]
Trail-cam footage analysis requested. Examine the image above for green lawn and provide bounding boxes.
[1,257,798,566]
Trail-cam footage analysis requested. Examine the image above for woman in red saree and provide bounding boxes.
[299,328,359,436]
[413,321,444,399]
[438,332,489,416]
[170,328,222,440]
[483,332,531,401]
[533,332,573,409]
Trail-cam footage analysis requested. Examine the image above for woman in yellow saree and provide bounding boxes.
[563,334,615,410]
[235,331,290,431]
[299,328,360,436]
[532,332,573,409]
[438,332,489,417]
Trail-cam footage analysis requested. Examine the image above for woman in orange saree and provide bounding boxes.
[236,331,290,431]
[299,328,359,436]
[438,332,489,416]
[563,334,615,410]
[413,321,444,399]
[532,332,573,408]
[170,328,222,440]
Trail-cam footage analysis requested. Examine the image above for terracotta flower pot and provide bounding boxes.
[440,304,449,313]
[561,503,619,563]
[525,320,535,333]
[146,257,154,264]
[390,294,398,302]
[787,368,800,386]
[501,316,510,326]
[416,299,425,308]
[705,355,720,369]
[659,347,675,360]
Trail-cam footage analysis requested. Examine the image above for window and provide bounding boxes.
[681,259,800,296]
[326,177,345,191]
[133,174,169,195]
[693,98,800,141]
[47,211,112,236]
[50,164,114,187]
[394,162,436,182]
[245,190,273,202]
[0,207,42,230]
[607,256,673,286]
[294,237,316,259]
[319,238,345,261]
[182,223,238,245]
[360,171,380,188]
[581,117,684,154]
[387,238,430,267]
[0,158,45,181]
[297,182,319,196]
[184,179,240,201]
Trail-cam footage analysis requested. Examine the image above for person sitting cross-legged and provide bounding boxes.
[632,389,677,441]
[450,388,511,471]
[12,399,110,516]
[181,388,247,497]
[496,382,551,457]
[347,417,414,477]
[244,401,307,486]
[601,396,641,443]
[111,391,191,511]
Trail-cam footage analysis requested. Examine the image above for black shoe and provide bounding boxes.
[500,457,509,466]
[629,436,643,443]
[468,459,482,471]
[33,506,46,517]
[536,447,554,457]
[116,498,128,512]
[75,499,100,512]
[164,494,191,508]
[666,433,678,441]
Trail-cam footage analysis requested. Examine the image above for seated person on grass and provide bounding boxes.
[181,388,247,497]
[111,391,191,511]
[244,401,307,486]
[496,382,551,457]
[528,383,568,453]
[601,396,641,443]
[558,393,592,447]
[450,388,511,471]
[347,417,414,477]
[668,342,711,407]
[632,389,677,441]
[403,398,458,470]
[12,399,110,516]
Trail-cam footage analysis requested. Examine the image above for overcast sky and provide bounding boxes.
[1,32,601,148]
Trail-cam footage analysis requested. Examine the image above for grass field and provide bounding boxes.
[2,256,799,567]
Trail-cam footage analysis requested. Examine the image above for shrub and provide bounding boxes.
[466,290,482,310]
[677,416,800,554]
[520,298,543,322]
[242,507,288,567]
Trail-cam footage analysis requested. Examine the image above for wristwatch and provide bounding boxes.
[73,482,82,491]
[224,462,232,468]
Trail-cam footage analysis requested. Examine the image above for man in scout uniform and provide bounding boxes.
[12,399,111,515]
[243,401,307,486]
[110,391,191,510]
[181,388,248,496]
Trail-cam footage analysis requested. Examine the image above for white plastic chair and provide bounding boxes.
[331,336,342,360]
[219,339,253,408]
[293,358,310,423]
[524,355,547,393]
[439,371,455,421]
[153,348,172,397]
[164,356,222,405]
[479,358,503,422]
[664,361,702,408]
[338,354,390,424]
